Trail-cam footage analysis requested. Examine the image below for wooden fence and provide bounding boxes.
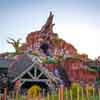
[0,84,100,100]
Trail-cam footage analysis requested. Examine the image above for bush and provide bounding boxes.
[27,85,41,99]
[70,83,81,99]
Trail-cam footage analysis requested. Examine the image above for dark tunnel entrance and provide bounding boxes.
[21,81,49,95]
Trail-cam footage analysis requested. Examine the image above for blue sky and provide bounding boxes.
[0,0,100,59]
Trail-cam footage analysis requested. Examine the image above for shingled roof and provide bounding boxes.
[8,54,33,80]
[0,58,15,77]
[0,58,11,68]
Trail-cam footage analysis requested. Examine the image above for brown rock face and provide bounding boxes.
[64,58,96,84]
[25,12,77,57]
[26,31,40,46]
[9,12,97,85]
[40,11,55,33]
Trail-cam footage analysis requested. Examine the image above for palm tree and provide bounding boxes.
[7,38,21,54]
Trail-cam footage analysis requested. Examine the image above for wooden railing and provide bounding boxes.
[0,84,100,100]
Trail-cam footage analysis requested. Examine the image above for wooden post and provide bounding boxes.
[92,87,95,100]
[81,87,84,100]
[15,80,21,100]
[70,89,72,100]
[7,94,10,100]
[0,89,1,100]
[47,92,50,100]
[60,84,64,100]
[66,88,68,100]
[0,94,1,100]
[77,86,79,100]
[52,94,55,100]
[37,92,41,100]
[19,94,23,100]
[20,95,23,100]
[98,88,100,100]
[58,87,61,100]
[26,94,29,100]
[86,85,89,100]
[12,91,15,100]
[15,89,19,100]
[3,88,7,100]
[42,89,45,99]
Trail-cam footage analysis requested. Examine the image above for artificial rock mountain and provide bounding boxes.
[21,12,79,58]
[0,12,98,85]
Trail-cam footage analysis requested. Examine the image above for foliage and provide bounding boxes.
[96,77,100,87]
[27,85,41,99]
[69,82,96,99]
[87,67,97,72]
[85,85,95,96]
[32,51,39,56]
[42,57,58,64]
[70,83,82,99]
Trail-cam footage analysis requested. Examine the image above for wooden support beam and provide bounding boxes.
[36,71,44,79]
[13,62,36,82]
[34,66,37,78]
[20,81,25,87]
[20,78,48,82]
[27,71,35,80]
